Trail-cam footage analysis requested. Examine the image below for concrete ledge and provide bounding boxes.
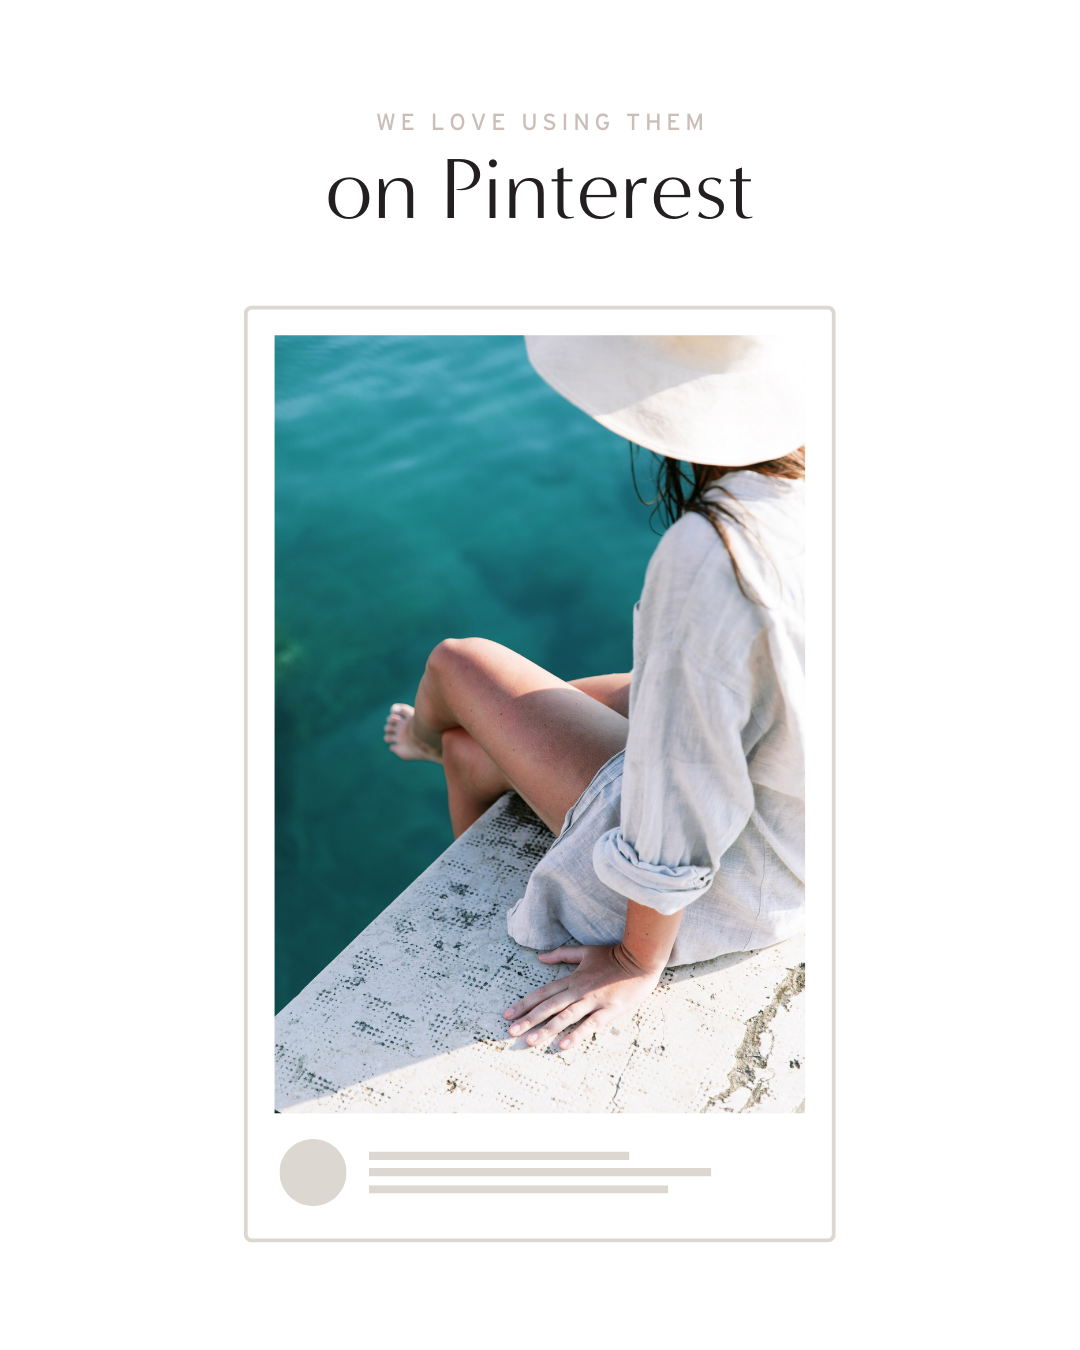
[275,793,805,1114]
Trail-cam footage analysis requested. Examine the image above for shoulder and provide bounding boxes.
[641,510,748,626]
[705,471,804,524]
[649,508,727,577]
[702,473,804,603]
[635,476,803,680]
[707,474,804,552]
[637,511,761,670]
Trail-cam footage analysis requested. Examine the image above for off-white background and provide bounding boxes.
[3,1,1073,1346]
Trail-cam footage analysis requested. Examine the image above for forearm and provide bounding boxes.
[616,898,682,975]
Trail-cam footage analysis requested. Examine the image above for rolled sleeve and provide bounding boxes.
[592,828,715,913]
[593,643,759,914]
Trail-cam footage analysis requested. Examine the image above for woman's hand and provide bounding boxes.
[506,901,682,1051]
[503,942,665,1051]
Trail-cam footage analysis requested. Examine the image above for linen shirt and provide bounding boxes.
[506,469,805,963]
[592,471,805,917]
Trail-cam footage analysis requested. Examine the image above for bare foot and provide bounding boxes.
[383,703,442,762]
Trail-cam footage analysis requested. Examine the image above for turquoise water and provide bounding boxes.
[275,336,660,1011]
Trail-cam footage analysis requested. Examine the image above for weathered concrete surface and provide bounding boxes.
[275,793,805,1114]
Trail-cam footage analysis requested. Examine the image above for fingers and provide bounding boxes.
[504,985,621,1051]
[503,948,587,1026]
[556,1007,615,1051]
[520,1000,593,1047]
[503,978,568,1022]
[538,946,586,965]
[507,991,574,1038]
[504,986,576,1036]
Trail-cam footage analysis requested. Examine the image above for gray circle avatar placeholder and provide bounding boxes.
[279,1139,346,1205]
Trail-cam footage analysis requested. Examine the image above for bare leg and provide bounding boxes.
[385,662,631,836]
[384,703,443,762]
[444,673,631,833]
[384,647,669,1050]
[567,673,631,718]
[441,673,632,833]
[385,703,508,835]
[441,726,514,837]
[397,639,628,836]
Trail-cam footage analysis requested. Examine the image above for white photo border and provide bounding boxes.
[245,306,835,1242]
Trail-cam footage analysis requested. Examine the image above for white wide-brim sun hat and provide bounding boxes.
[525,334,804,468]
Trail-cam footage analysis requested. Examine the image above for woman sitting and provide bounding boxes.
[385,335,805,1052]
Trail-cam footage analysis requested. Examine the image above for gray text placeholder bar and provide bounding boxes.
[369,1167,710,1177]
[370,1184,667,1194]
[368,1152,632,1161]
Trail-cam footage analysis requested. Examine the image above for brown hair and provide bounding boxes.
[629,445,805,602]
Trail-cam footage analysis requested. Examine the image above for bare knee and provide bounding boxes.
[426,636,499,682]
